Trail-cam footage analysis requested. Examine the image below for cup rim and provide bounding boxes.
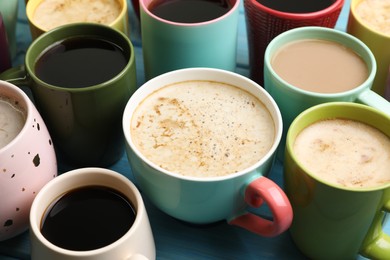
[247,0,344,19]
[26,0,128,35]
[264,26,377,98]
[122,67,283,182]
[0,80,32,152]
[349,0,390,39]
[29,167,145,256]
[286,102,390,192]
[139,0,240,27]
[25,22,134,93]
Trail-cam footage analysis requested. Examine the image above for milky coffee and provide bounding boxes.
[293,118,390,188]
[0,97,26,149]
[271,39,368,93]
[33,0,122,31]
[131,81,275,178]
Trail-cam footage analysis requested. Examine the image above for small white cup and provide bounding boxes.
[29,167,156,260]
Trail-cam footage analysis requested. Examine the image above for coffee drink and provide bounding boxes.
[148,0,233,23]
[355,0,390,36]
[131,80,275,178]
[0,96,26,149]
[256,0,334,13]
[41,185,136,251]
[293,118,390,188]
[33,0,122,31]
[35,36,128,88]
[271,39,368,93]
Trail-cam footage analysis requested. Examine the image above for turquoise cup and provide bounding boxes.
[264,26,390,161]
[123,68,293,237]
[140,0,240,80]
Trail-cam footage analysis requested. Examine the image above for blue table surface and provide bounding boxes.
[1,0,389,259]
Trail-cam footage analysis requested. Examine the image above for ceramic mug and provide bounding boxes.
[26,0,129,39]
[0,23,137,167]
[30,167,156,260]
[140,0,240,80]
[123,68,293,237]
[0,80,57,241]
[243,0,344,86]
[0,0,18,59]
[284,102,390,259]
[264,26,390,160]
[347,0,390,98]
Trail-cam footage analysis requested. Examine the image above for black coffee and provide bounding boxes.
[35,36,128,88]
[148,0,233,23]
[257,0,334,13]
[41,186,136,251]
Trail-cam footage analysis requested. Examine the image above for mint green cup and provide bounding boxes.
[284,102,390,259]
[264,26,390,161]
[140,0,240,80]
[0,23,137,167]
[123,68,293,237]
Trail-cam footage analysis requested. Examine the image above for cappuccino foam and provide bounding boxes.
[293,118,390,188]
[0,97,26,149]
[33,0,122,31]
[131,81,275,178]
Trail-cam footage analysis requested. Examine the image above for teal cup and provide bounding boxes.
[264,26,390,161]
[284,102,390,259]
[140,0,240,80]
[123,68,293,237]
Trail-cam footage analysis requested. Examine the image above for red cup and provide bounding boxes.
[244,0,344,86]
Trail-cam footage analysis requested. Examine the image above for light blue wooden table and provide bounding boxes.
[1,0,388,259]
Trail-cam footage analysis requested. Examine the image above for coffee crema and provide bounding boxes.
[293,118,390,188]
[33,0,122,31]
[355,0,390,36]
[271,39,368,93]
[131,80,275,178]
[148,0,233,23]
[0,97,26,149]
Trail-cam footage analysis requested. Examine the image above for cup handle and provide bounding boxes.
[228,177,293,237]
[360,195,390,259]
[357,90,390,117]
[0,65,30,86]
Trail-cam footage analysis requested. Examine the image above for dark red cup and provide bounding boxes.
[244,0,344,86]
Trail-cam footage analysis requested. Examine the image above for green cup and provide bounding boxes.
[264,26,390,160]
[284,102,390,259]
[0,23,137,167]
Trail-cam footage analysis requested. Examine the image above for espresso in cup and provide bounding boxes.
[293,118,390,188]
[355,0,390,36]
[35,36,128,88]
[32,0,122,31]
[41,185,136,251]
[0,96,26,148]
[256,0,334,13]
[131,80,275,178]
[271,39,368,93]
[148,0,233,23]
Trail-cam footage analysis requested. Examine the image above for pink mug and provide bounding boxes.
[0,80,57,241]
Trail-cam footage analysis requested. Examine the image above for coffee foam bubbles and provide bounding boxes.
[0,97,26,149]
[293,118,390,188]
[131,81,275,178]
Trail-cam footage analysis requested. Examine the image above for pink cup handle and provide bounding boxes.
[229,177,293,237]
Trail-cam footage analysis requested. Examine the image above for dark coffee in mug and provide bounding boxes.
[148,0,233,23]
[256,0,334,13]
[35,36,128,88]
[41,186,136,251]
